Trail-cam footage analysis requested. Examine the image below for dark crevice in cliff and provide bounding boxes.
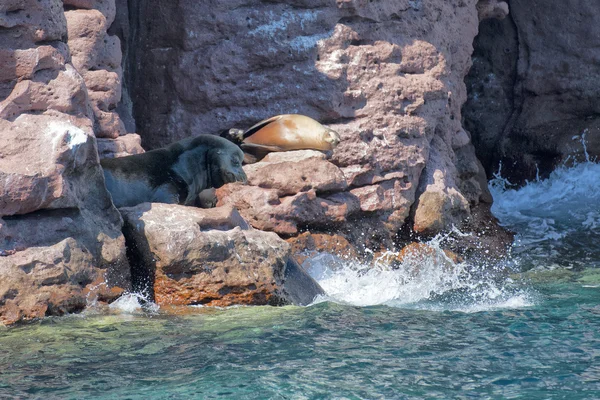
[462,14,519,180]
[121,216,155,301]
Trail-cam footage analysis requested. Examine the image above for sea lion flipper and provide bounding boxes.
[243,152,259,164]
[240,143,285,162]
[196,188,218,208]
[243,115,284,139]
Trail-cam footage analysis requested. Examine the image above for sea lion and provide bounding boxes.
[100,134,247,208]
[221,114,341,163]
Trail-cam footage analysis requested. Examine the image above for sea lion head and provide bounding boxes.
[320,126,341,150]
[207,143,247,188]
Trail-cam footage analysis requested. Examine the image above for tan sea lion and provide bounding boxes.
[222,114,341,163]
[101,134,246,208]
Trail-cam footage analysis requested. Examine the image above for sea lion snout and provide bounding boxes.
[227,169,247,184]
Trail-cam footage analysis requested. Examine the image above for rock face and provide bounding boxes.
[0,0,130,325]
[97,133,144,159]
[64,0,127,138]
[464,0,600,183]
[127,0,498,248]
[120,204,324,307]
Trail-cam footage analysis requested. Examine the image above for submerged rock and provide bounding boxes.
[120,204,324,307]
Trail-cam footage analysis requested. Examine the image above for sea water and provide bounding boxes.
[1,161,600,399]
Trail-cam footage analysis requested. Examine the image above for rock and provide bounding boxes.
[0,233,129,326]
[217,183,360,236]
[412,136,471,236]
[64,0,127,138]
[244,150,347,196]
[287,232,360,265]
[0,116,94,215]
[378,242,463,267]
[0,0,131,325]
[464,0,600,183]
[0,115,131,326]
[0,0,67,49]
[444,203,514,263]
[476,0,509,21]
[97,133,144,159]
[119,204,324,307]
[123,0,494,245]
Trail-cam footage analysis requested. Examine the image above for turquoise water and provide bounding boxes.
[2,161,600,399]
[1,282,600,399]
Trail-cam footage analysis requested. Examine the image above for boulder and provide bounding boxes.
[216,150,359,236]
[287,232,360,265]
[0,117,130,326]
[244,151,347,196]
[119,204,324,307]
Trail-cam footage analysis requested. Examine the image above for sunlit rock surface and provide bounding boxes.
[64,0,127,138]
[0,0,130,326]
[120,204,324,307]
[126,0,496,247]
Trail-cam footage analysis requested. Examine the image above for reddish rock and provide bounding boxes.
[119,204,324,307]
[0,116,94,215]
[0,0,67,48]
[126,0,496,247]
[64,0,126,138]
[378,242,463,267]
[0,115,131,326]
[97,133,144,159]
[373,242,463,278]
[287,232,360,265]
[0,0,130,325]
[244,150,347,196]
[217,183,360,236]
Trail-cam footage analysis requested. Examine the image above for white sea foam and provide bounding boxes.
[490,150,600,268]
[109,293,159,314]
[305,235,533,312]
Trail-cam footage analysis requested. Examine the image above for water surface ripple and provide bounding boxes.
[1,288,599,400]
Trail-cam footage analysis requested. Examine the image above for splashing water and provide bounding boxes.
[108,293,160,314]
[490,156,600,270]
[304,234,534,312]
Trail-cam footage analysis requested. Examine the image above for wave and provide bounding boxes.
[305,234,534,313]
[490,149,600,269]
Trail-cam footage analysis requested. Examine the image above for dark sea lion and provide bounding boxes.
[221,114,341,163]
[100,134,247,208]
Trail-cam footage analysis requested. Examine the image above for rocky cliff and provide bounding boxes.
[0,0,131,325]
[0,0,525,325]
[124,0,509,251]
[464,0,600,183]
